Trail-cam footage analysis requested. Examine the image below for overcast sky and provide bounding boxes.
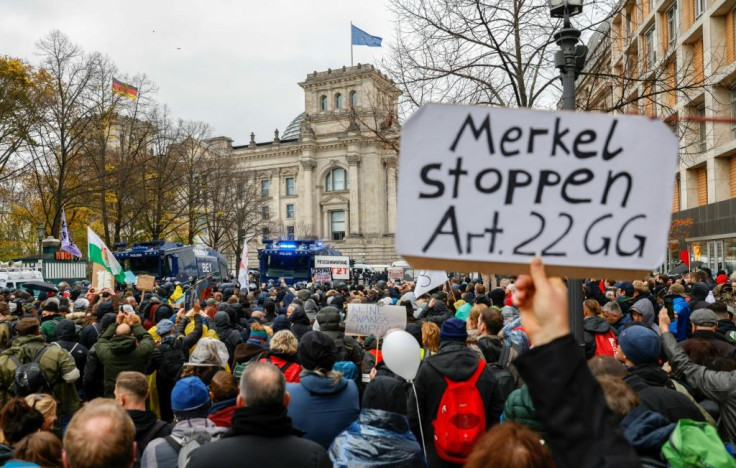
[1,0,393,145]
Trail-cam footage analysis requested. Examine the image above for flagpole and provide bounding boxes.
[350,21,354,66]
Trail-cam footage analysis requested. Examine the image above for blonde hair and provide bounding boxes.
[25,393,56,431]
[270,330,298,355]
[422,322,440,353]
[468,304,484,329]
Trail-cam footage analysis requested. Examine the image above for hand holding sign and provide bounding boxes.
[396,104,678,278]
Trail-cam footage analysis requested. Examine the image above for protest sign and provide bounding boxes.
[345,303,407,338]
[0,273,8,289]
[414,270,449,297]
[313,268,332,283]
[387,267,404,280]
[92,263,114,290]
[315,256,350,280]
[396,104,678,278]
[136,274,155,291]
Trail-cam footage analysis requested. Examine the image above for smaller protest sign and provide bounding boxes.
[313,268,332,283]
[315,256,350,280]
[92,263,114,290]
[345,303,407,338]
[136,274,155,291]
[0,273,8,289]
[414,270,449,297]
[388,267,404,280]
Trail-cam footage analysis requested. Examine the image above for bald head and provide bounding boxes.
[239,362,285,408]
[63,399,134,468]
[115,324,131,336]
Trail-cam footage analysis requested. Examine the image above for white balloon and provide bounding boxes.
[382,329,422,381]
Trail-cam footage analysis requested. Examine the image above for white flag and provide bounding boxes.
[237,240,248,287]
[414,270,449,298]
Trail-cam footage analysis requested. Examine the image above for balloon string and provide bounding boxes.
[411,380,427,461]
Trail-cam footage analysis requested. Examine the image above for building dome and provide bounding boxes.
[281,112,305,140]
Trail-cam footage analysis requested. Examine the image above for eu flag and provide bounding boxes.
[351,24,382,47]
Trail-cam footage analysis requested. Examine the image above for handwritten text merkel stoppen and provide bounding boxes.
[419,113,646,258]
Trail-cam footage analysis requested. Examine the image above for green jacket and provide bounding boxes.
[503,385,545,436]
[40,316,64,342]
[95,323,154,397]
[0,334,80,417]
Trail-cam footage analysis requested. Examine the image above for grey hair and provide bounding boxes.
[240,362,285,408]
[602,301,622,317]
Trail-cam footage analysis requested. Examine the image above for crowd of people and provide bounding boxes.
[0,263,733,466]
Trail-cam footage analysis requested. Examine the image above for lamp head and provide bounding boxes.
[549,0,583,18]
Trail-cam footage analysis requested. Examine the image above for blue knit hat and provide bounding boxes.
[619,325,660,366]
[271,314,291,333]
[440,317,468,343]
[171,377,210,411]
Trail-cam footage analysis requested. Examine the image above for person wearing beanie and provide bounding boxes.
[409,317,504,467]
[286,331,360,449]
[271,314,291,334]
[188,362,331,468]
[140,376,225,468]
[39,301,63,342]
[329,376,424,467]
[617,325,709,424]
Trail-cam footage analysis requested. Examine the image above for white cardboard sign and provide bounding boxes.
[396,104,678,278]
[314,256,350,280]
[345,303,407,337]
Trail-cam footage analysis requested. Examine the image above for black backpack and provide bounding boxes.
[158,338,187,382]
[9,346,52,396]
[487,345,515,400]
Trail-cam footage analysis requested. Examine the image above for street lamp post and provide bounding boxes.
[37,224,45,257]
[549,0,588,347]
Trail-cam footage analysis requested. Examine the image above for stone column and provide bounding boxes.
[299,159,316,233]
[346,153,361,236]
[383,155,398,235]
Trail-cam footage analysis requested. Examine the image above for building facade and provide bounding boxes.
[577,0,736,273]
[206,64,401,266]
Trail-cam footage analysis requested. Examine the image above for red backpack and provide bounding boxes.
[433,360,486,464]
[594,330,618,357]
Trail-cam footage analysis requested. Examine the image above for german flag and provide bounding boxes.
[112,78,138,100]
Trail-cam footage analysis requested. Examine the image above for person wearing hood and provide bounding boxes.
[329,376,425,468]
[409,317,504,467]
[417,292,453,325]
[689,282,711,317]
[296,290,317,319]
[212,311,243,365]
[51,318,88,391]
[82,312,118,400]
[582,299,618,359]
[207,370,239,428]
[315,306,363,370]
[114,371,172,463]
[189,362,331,468]
[289,303,312,341]
[629,298,659,334]
[95,308,155,397]
[141,377,226,468]
[259,330,302,383]
[286,331,360,449]
[615,325,710,424]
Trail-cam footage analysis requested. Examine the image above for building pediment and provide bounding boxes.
[320,194,350,206]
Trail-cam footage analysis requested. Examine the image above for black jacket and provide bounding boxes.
[514,335,639,468]
[290,308,312,341]
[624,366,706,423]
[681,330,736,359]
[717,319,736,342]
[408,341,504,468]
[129,409,172,458]
[79,322,102,350]
[187,406,330,468]
[52,319,88,378]
[417,300,452,326]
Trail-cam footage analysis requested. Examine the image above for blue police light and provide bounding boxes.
[316,242,324,247]
[279,243,297,250]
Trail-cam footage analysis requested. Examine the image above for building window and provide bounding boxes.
[645,26,656,68]
[330,211,346,240]
[320,95,327,111]
[260,179,270,196]
[286,204,295,219]
[350,91,357,107]
[285,177,295,196]
[261,205,269,219]
[262,227,270,239]
[335,93,343,109]
[666,4,677,47]
[625,10,632,39]
[696,166,708,206]
[325,167,348,191]
[695,0,704,18]
[731,84,736,139]
[697,104,706,152]
[286,225,295,240]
